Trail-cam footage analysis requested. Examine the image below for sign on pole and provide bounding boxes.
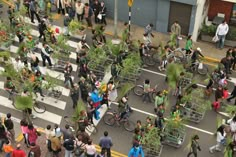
[128,0,133,7]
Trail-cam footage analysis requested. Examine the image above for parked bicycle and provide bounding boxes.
[64,115,98,134]
[133,83,159,101]
[103,110,135,132]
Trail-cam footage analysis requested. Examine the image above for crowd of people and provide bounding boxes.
[1,0,236,156]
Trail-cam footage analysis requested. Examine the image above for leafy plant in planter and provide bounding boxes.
[71,100,86,132]
[69,20,85,34]
[166,63,185,89]
[167,33,177,49]
[0,51,11,64]
[141,127,162,157]
[200,24,217,36]
[226,26,236,41]
[117,83,134,101]
[87,47,107,70]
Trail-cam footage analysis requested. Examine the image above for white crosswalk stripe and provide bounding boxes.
[0,20,109,129]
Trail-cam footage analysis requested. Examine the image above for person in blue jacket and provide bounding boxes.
[128,143,144,157]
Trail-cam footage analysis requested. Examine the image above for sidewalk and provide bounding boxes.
[102,18,225,63]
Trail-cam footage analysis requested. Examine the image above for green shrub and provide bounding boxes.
[226,26,236,41]
[200,24,217,36]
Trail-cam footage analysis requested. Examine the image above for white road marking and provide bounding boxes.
[0,95,62,124]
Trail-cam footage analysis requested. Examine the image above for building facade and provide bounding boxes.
[207,0,236,25]
[103,0,210,41]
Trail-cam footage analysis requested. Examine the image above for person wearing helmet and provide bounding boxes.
[191,47,204,67]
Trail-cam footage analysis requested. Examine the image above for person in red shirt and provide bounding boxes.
[12,144,26,157]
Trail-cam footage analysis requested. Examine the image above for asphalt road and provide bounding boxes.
[0,4,236,157]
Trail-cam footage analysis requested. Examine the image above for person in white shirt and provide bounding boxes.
[85,139,96,157]
[209,125,226,153]
[12,57,24,72]
[41,43,53,67]
[215,20,229,49]
[76,0,84,21]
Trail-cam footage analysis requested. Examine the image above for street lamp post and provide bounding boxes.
[114,0,118,38]
[128,0,133,32]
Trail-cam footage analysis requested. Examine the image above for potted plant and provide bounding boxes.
[68,20,86,39]
[141,127,163,157]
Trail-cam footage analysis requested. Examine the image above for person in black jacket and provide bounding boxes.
[71,84,79,108]
[63,135,75,157]
[215,85,223,102]
[99,1,106,25]
[187,135,201,157]
[191,47,204,67]
[232,47,236,70]
[92,0,100,23]
[4,113,15,143]
[38,20,47,42]
[227,84,236,105]
[79,77,88,102]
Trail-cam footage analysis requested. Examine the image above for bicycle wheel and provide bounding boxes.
[152,53,161,63]
[133,85,144,96]
[143,56,155,66]
[86,123,98,134]
[174,49,185,59]
[33,102,46,113]
[103,113,116,126]
[197,64,208,75]
[123,120,135,132]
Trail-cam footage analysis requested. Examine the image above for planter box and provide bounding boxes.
[200,34,236,47]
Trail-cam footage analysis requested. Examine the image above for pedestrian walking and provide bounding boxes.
[56,0,65,14]
[79,77,89,102]
[92,0,100,23]
[84,3,93,27]
[30,54,40,73]
[29,0,40,23]
[99,1,107,25]
[45,124,55,152]
[26,123,38,145]
[28,142,41,157]
[38,20,47,42]
[0,123,8,151]
[209,125,226,153]
[4,113,15,143]
[64,13,71,36]
[50,131,62,157]
[64,62,73,89]
[3,140,14,157]
[187,135,201,157]
[71,83,80,108]
[63,135,75,157]
[76,0,84,22]
[171,21,181,48]
[215,20,229,49]
[61,124,73,141]
[41,43,53,67]
[75,135,86,157]
[128,142,144,157]
[85,139,96,157]
[20,119,29,146]
[144,23,154,42]
[99,131,113,157]
[12,144,26,157]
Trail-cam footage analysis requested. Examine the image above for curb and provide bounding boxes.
[16,128,127,157]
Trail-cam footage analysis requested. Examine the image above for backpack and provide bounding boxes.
[28,151,34,157]
[64,139,74,151]
[74,143,85,156]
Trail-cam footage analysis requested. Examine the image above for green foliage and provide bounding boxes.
[1,64,21,87]
[226,26,236,41]
[42,74,59,90]
[68,20,85,34]
[104,40,122,56]
[15,96,33,110]
[166,63,184,89]
[87,47,107,69]
[117,83,134,101]
[165,118,185,130]
[140,127,162,153]
[71,100,86,131]
[0,51,11,61]
[119,53,141,78]
[224,105,236,116]
[181,88,212,113]
[167,33,177,48]
[201,24,217,36]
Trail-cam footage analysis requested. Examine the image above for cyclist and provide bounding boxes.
[190,47,204,67]
[4,77,16,100]
[158,45,173,71]
[145,117,153,132]
[142,79,152,103]
[118,95,132,120]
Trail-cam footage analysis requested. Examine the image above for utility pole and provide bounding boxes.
[128,0,134,32]
[114,0,118,38]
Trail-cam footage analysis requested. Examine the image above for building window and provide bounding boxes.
[232,4,236,18]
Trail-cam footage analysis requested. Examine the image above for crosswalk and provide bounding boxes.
[0,19,109,129]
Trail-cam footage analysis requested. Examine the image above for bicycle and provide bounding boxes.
[133,83,158,101]
[103,110,135,132]
[64,116,98,134]
[185,60,208,76]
